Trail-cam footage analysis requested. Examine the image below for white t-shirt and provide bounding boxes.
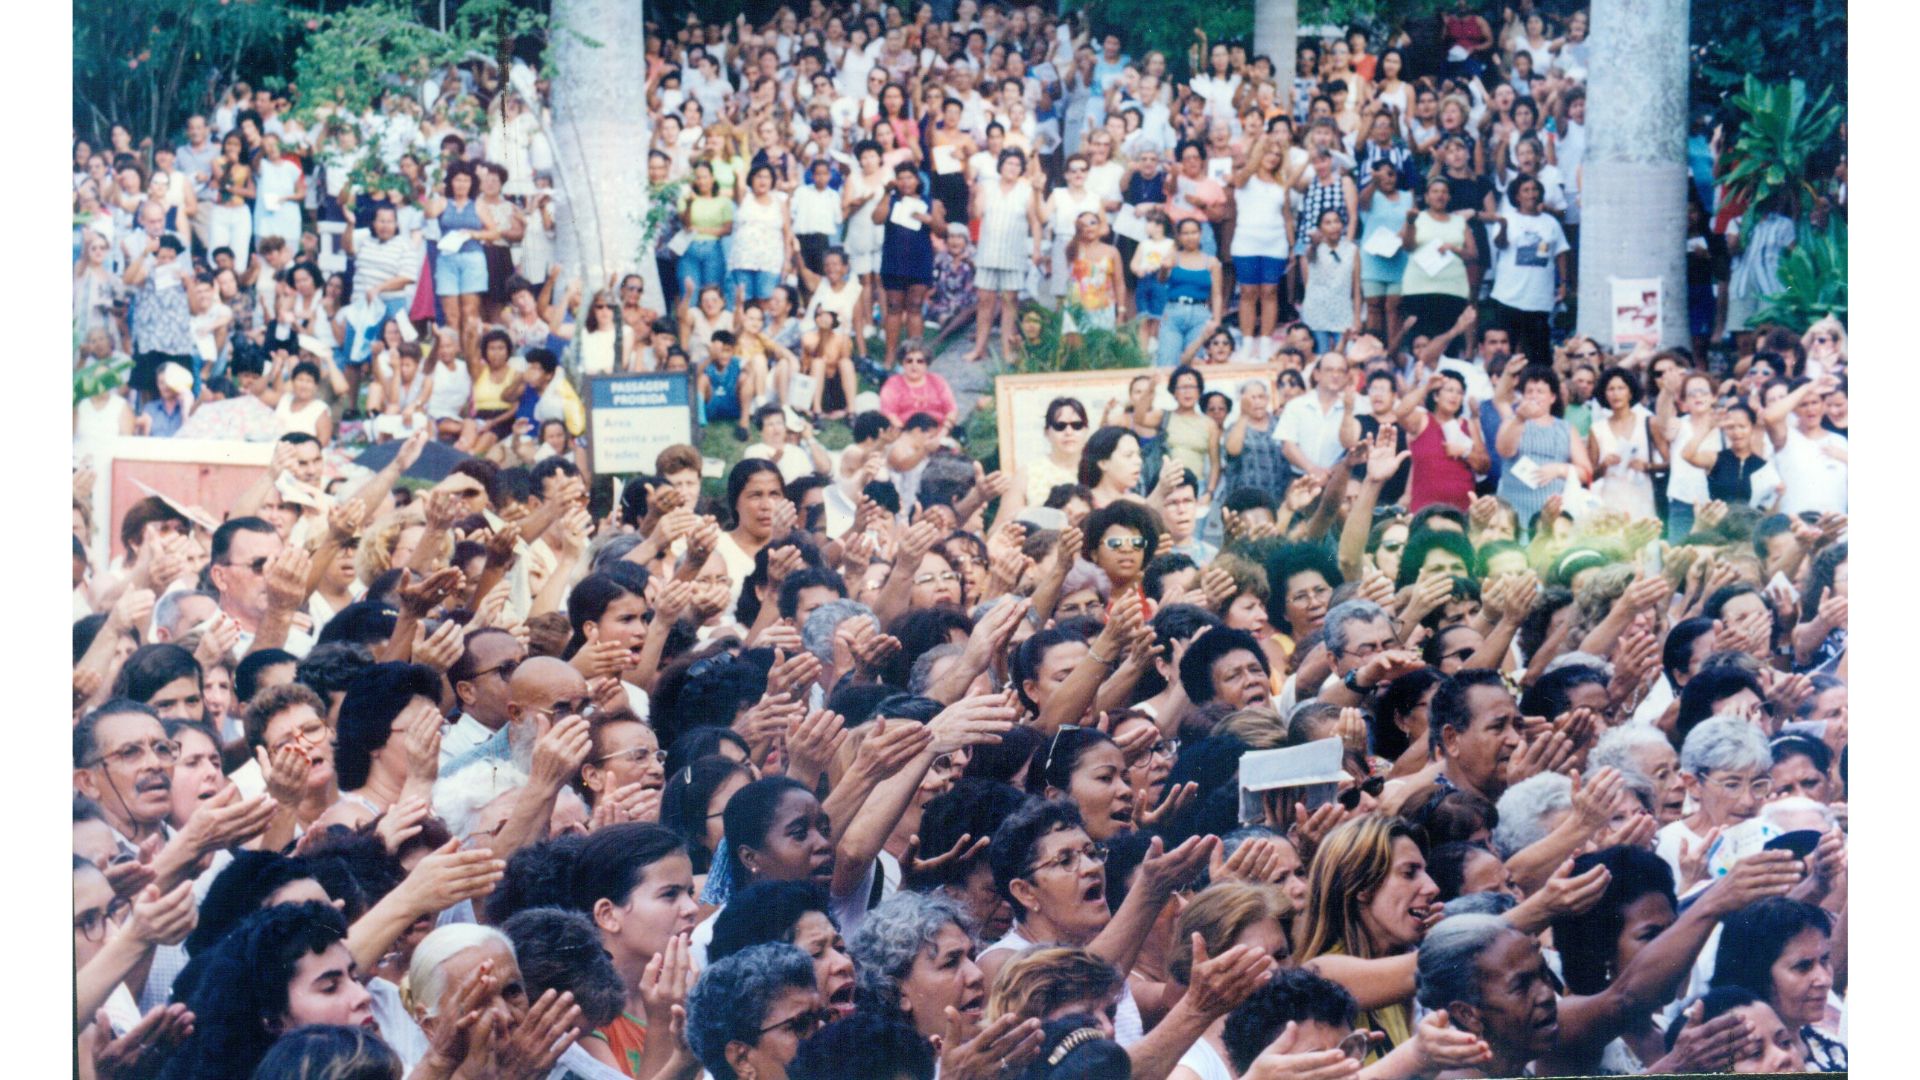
[743,441,818,484]
[1489,211,1569,313]
[1175,1037,1234,1080]
[1652,818,1706,887]
[1772,426,1847,516]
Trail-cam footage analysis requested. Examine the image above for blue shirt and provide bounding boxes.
[141,398,187,438]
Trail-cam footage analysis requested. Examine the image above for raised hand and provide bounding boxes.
[397,566,465,619]
[262,547,316,613]
[255,742,312,810]
[1652,999,1760,1074]
[1135,780,1198,830]
[374,796,433,855]
[786,708,849,784]
[903,832,991,880]
[123,879,198,948]
[938,1009,1045,1080]
[1183,933,1278,1018]
[1243,1020,1362,1080]
[394,838,507,915]
[529,714,593,794]
[87,1003,196,1080]
[412,618,465,672]
[926,691,1020,754]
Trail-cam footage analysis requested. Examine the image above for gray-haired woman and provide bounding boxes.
[849,890,985,1046]
[685,942,825,1080]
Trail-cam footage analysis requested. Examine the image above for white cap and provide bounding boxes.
[852,391,883,415]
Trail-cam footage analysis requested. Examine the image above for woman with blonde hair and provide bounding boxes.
[986,946,1127,1033]
[1800,315,1846,377]
[1294,814,1440,1062]
[1210,707,1291,752]
[355,506,454,587]
[1167,882,1294,1080]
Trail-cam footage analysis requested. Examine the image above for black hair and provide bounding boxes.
[709,880,836,963]
[1044,396,1090,430]
[206,516,277,588]
[671,658,770,749]
[906,778,1031,891]
[168,902,350,1080]
[568,822,688,914]
[250,1024,402,1080]
[501,906,628,1033]
[988,798,1084,921]
[488,834,590,924]
[1011,625,1090,713]
[864,478,902,515]
[1426,841,1498,903]
[777,566,849,621]
[1516,587,1576,663]
[1710,898,1832,1001]
[1178,626,1268,705]
[1143,553,1198,601]
[1077,426,1138,488]
[314,600,399,648]
[1080,500,1162,563]
[1395,528,1478,591]
[113,643,203,706]
[1028,727,1121,797]
[1428,669,1510,756]
[825,682,898,729]
[73,613,113,665]
[1222,969,1360,1073]
[185,850,318,956]
[964,723,1044,787]
[298,829,404,923]
[1771,733,1832,776]
[883,607,974,688]
[853,410,894,443]
[74,698,158,769]
[332,662,442,790]
[739,536,826,628]
[1262,542,1344,632]
[1553,845,1678,994]
[1517,663,1609,721]
[1674,665,1767,751]
[293,642,375,704]
[722,776,816,885]
[1374,668,1446,763]
[725,458,786,529]
[564,571,646,659]
[789,1011,936,1080]
[1028,1014,1129,1080]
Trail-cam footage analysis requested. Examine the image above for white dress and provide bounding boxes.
[1300,239,1359,334]
[75,394,132,451]
[1591,405,1657,520]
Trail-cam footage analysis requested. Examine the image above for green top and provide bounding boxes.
[683,193,735,236]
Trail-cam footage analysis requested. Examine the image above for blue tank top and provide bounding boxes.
[438,199,484,253]
[1166,264,1212,303]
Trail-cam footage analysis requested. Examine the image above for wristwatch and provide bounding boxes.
[1343,669,1373,695]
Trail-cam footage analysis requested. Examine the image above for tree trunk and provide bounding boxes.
[1254,0,1297,103]
[548,0,664,316]
[1575,0,1691,349]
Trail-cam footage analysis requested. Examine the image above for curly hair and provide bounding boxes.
[848,889,976,1014]
[354,506,453,587]
[167,902,350,1080]
[985,946,1123,1024]
[684,942,819,1080]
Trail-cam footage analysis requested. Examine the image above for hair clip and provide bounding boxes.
[1047,1026,1106,1067]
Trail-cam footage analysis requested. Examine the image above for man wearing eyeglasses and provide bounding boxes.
[441,655,593,780]
[442,628,528,768]
[72,702,178,858]
[206,516,316,660]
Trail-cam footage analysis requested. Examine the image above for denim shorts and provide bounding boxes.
[434,247,489,296]
[1233,255,1287,287]
[728,268,782,303]
[680,238,727,293]
[1135,275,1168,317]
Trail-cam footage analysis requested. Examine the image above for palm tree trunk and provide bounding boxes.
[1254,0,1298,98]
[1575,0,1691,348]
[548,0,665,318]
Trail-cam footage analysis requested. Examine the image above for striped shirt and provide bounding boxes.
[975,179,1034,271]
[351,230,420,300]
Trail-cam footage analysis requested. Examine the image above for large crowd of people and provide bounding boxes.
[70,2,1848,1078]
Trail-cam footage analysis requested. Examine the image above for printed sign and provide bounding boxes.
[585,372,698,475]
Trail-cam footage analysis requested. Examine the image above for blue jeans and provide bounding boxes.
[1311,329,1342,353]
[728,268,781,303]
[680,238,727,296]
[1158,301,1212,366]
[1667,501,1695,541]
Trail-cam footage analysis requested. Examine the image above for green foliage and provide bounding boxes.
[1752,217,1846,334]
[1086,1,1252,80]
[1719,76,1844,234]
[962,304,1152,463]
[1692,0,1846,109]
[74,0,298,144]
[638,180,689,253]
[290,1,473,117]
[74,356,133,407]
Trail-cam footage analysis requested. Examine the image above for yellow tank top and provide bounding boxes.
[473,365,512,413]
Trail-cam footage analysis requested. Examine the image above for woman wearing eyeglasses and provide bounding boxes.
[73,856,190,1032]
[686,942,826,1080]
[581,716,669,819]
[1654,717,1775,893]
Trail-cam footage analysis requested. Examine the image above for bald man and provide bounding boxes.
[438,656,591,781]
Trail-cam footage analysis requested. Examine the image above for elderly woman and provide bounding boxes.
[1653,717,1774,893]
[685,942,826,1080]
[1413,915,1560,1080]
[1711,898,1847,1071]
[849,890,989,1046]
[401,923,588,1079]
[1588,725,1688,825]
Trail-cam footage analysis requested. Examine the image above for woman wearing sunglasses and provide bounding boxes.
[1025,398,1092,504]
[1080,501,1160,597]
